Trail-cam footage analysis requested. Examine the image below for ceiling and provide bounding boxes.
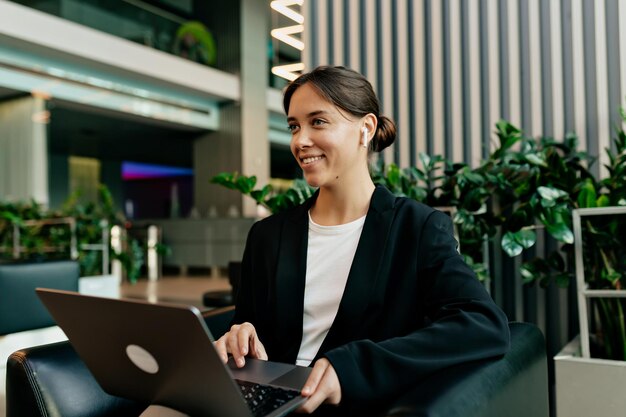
[48,101,204,167]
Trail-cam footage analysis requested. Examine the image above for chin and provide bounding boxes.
[304,178,321,188]
[302,174,323,188]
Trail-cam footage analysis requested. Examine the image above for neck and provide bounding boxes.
[310,175,376,226]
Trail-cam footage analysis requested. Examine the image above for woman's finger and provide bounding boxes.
[227,324,250,367]
[213,323,266,367]
[213,336,229,363]
[250,336,268,360]
[297,359,342,414]
[300,358,328,397]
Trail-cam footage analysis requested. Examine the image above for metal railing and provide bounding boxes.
[10,217,78,260]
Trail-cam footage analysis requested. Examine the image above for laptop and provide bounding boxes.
[36,288,312,417]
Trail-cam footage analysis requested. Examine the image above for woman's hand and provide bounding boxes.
[213,322,268,367]
[296,358,342,413]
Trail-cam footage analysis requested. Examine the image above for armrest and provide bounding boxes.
[6,341,146,417]
[6,306,236,417]
[381,322,549,417]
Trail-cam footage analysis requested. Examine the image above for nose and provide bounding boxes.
[292,127,313,150]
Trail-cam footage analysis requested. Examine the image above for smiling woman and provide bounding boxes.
[215,66,510,416]
[282,66,396,226]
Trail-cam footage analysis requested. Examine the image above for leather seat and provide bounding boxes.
[6,315,548,417]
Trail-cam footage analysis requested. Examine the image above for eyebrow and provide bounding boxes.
[287,110,331,122]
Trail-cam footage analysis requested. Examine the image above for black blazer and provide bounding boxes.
[233,186,510,409]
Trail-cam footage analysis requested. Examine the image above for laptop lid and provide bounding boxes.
[36,288,310,417]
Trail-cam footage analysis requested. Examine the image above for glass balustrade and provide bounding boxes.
[10,0,217,69]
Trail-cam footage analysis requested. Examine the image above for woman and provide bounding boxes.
[215,66,510,415]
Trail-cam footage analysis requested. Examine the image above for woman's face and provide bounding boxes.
[287,83,365,189]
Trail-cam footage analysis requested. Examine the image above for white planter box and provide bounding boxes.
[555,336,626,417]
[79,274,121,298]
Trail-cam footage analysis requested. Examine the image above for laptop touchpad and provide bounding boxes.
[269,366,312,390]
[228,357,306,385]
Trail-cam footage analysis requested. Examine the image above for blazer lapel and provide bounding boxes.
[316,186,396,356]
[273,194,316,362]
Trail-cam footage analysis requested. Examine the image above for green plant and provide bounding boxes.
[60,185,125,277]
[212,114,626,360]
[569,116,626,360]
[211,172,315,214]
[483,122,596,287]
[0,200,73,262]
[371,154,494,282]
[482,116,626,360]
[0,185,164,284]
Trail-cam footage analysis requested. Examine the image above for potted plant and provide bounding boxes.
[0,185,162,288]
[548,113,626,417]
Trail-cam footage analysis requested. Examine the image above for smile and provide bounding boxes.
[301,155,325,164]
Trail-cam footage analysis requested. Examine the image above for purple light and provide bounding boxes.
[122,161,193,180]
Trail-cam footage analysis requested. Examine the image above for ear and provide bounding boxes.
[362,113,377,141]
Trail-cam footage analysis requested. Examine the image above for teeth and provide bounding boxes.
[302,156,324,164]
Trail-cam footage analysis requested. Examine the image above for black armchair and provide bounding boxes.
[6,308,548,417]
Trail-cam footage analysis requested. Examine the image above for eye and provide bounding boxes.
[287,124,299,133]
[312,118,326,127]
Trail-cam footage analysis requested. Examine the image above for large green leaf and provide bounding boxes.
[250,185,272,204]
[545,222,574,244]
[520,263,540,284]
[596,195,610,207]
[387,164,401,188]
[577,179,597,208]
[555,273,572,288]
[537,186,568,202]
[236,175,257,194]
[502,232,523,257]
[525,153,548,167]
[515,229,536,249]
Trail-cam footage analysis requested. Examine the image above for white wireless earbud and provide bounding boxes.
[361,127,369,148]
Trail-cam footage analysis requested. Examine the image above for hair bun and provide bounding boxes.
[373,116,396,152]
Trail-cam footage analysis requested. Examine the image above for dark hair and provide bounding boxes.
[283,66,396,152]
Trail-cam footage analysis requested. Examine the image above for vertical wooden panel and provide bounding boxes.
[332,0,344,65]
[365,0,377,96]
[528,0,543,137]
[594,0,610,177]
[303,0,312,70]
[621,0,626,131]
[430,0,445,157]
[507,0,522,127]
[348,0,360,70]
[412,0,427,160]
[317,0,329,65]
[486,0,500,154]
[571,0,587,151]
[550,0,565,139]
[468,1,482,167]
[449,0,463,163]
[396,0,410,168]
[606,0,622,135]
[380,0,395,162]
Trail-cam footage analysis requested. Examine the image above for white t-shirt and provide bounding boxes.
[295,212,367,367]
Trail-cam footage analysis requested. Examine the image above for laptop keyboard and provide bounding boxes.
[236,379,301,417]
